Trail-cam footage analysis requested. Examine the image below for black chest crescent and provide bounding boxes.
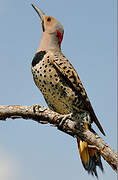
[32,51,46,67]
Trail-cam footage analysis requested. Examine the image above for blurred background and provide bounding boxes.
[0,0,117,180]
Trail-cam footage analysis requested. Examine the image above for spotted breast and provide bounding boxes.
[31,50,81,114]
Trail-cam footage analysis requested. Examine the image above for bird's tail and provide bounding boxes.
[77,123,104,177]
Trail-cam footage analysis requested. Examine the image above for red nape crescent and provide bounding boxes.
[56,30,63,48]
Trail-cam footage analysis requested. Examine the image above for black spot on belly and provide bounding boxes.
[32,51,46,67]
[63,66,67,69]
[43,80,46,84]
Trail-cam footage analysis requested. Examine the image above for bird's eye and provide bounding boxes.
[47,17,51,22]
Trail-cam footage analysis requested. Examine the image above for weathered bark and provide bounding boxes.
[0,105,117,172]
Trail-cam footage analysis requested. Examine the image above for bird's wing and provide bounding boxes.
[49,51,105,135]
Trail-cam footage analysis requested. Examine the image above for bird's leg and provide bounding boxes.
[58,111,91,129]
[77,111,92,129]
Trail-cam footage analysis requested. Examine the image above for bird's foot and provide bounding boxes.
[58,113,73,127]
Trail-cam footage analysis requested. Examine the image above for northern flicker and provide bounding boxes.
[31,4,105,177]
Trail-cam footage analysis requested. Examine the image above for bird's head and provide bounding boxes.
[32,4,64,49]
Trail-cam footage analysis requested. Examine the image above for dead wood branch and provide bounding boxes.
[0,105,117,172]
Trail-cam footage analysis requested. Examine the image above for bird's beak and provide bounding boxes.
[31,4,45,21]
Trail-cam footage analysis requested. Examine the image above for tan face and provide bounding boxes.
[42,15,64,36]
[32,4,64,48]
[43,16,56,33]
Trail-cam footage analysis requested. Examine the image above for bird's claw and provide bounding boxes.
[33,104,41,113]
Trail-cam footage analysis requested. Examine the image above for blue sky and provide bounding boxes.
[0,0,117,180]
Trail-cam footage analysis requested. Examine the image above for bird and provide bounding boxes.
[31,4,105,177]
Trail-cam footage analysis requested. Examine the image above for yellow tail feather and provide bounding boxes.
[77,122,103,177]
[77,139,104,177]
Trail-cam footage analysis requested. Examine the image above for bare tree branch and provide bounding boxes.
[0,105,117,172]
